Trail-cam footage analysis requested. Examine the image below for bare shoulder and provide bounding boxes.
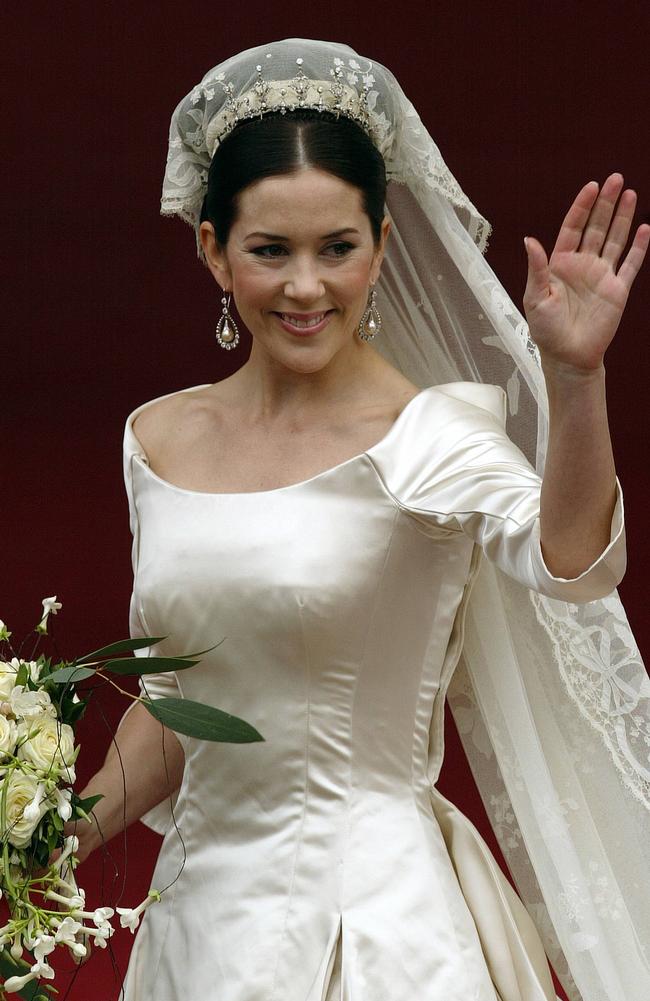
[131,385,221,462]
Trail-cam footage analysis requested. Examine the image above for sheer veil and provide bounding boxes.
[160,38,650,1001]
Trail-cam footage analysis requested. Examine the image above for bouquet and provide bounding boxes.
[0,598,263,999]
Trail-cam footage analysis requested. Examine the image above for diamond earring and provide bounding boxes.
[358,286,381,342]
[215,291,240,350]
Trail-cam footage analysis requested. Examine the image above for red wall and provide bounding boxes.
[4,2,648,997]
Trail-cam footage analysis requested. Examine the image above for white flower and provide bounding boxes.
[31,934,56,964]
[9,658,42,684]
[41,597,62,618]
[50,834,79,871]
[10,932,22,959]
[10,685,57,722]
[117,889,161,933]
[36,596,62,635]
[45,888,85,909]
[116,906,141,933]
[4,971,36,993]
[0,620,11,641]
[17,716,76,777]
[0,660,19,700]
[22,781,47,823]
[93,906,115,926]
[1,771,48,847]
[53,916,83,945]
[52,785,73,821]
[93,924,112,947]
[0,714,18,758]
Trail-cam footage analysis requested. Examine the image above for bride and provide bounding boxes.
[65,40,649,1001]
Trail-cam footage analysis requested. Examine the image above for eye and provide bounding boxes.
[250,244,288,258]
[323,241,355,257]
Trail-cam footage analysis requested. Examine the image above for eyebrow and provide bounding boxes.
[244,228,361,241]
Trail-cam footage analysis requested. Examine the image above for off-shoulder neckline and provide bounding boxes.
[124,383,441,498]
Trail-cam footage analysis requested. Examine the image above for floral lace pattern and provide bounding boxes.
[531,591,650,809]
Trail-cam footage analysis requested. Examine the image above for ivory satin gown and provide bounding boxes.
[117,380,626,1001]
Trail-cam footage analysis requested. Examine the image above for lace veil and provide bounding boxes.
[160,38,650,1001]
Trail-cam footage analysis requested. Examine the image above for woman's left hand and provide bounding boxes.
[523,173,649,373]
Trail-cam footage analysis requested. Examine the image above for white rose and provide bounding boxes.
[0,661,19,701]
[1,770,48,847]
[0,715,18,759]
[17,717,76,776]
[10,685,57,722]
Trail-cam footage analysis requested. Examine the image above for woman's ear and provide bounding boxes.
[199,221,232,289]
[370,215,392,284]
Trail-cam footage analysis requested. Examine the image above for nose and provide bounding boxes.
[283,255,325,303]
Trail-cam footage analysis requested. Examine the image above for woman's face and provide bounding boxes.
[200,167,390,375]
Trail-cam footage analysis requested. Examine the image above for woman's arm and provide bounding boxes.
[523,173,648,577]
[538,362,616,578]
[68,701,185,864]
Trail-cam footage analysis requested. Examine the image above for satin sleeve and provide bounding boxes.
[371,382,626,604]
[116,418,190,836]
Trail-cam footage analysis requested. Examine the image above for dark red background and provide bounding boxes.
[4,2,649,998]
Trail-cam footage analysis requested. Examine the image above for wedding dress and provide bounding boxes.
[116,379,625,1001]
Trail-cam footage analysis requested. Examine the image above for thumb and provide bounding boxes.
[523,235,550,311]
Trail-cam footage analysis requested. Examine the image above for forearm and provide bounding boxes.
[539,360,618,578]
[71,701,185,863]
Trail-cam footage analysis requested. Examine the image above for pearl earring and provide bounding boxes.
[358,286,382,342]
[215,291,240,350]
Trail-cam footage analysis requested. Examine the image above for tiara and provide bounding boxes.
[196,57,393,159]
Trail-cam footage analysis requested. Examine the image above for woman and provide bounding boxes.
[72,40,649,1001]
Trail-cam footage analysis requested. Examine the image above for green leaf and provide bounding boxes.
[144,697,265,743]
[77,636,168,663]
[63,698,88,724]
[172,639,225,659]
[31,840,50,869]
[47,664,97,684]
[74,792,104,816]
[101,655,200,676]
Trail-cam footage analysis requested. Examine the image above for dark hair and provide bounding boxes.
[199,110,387,246]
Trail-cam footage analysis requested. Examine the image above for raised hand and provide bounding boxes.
[522,173,649,373]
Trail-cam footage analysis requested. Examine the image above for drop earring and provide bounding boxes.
[358,286,382,342]
[215,291,240,350]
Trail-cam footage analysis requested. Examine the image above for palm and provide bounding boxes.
[523,174,649,372]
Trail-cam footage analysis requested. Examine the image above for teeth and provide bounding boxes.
[281,312,326,328]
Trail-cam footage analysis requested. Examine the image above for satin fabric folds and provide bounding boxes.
[117,381,625,1001]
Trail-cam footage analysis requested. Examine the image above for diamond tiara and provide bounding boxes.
[201,57,392,159]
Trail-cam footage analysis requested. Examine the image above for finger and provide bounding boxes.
[522,236,550,308]
[601,188,637,268]
[616,223,650,291]
[579,173,626,255]
[552,180,600,255]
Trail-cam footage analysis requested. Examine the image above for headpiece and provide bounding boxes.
[160,39,650,1001]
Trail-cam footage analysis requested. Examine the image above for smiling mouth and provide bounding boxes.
[276,310,333,329]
